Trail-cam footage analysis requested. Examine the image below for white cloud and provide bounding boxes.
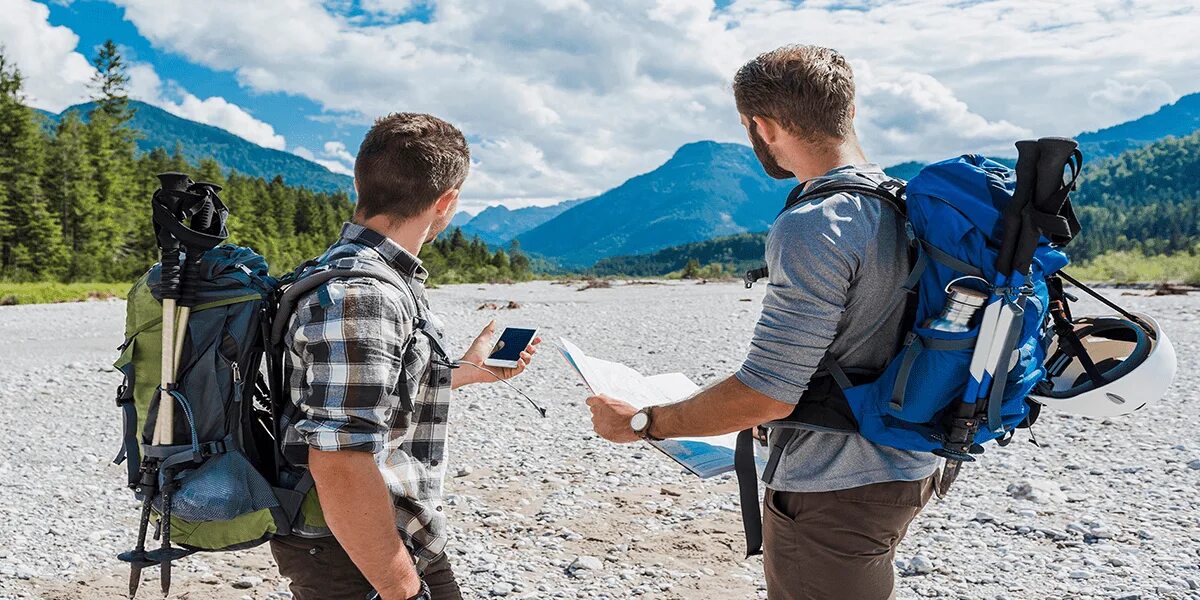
[127,61,286,150]
[1087,79,1178,128]
[0,0,94,111]
[854,63,1032,163]
[169,95,287,149]
[360,0,416,16]
[60,0,1200,209]
[294,142,355,175]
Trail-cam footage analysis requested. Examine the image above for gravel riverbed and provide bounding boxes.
[0,280,1197,599]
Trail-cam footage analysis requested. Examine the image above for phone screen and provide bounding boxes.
[488,328,537,362]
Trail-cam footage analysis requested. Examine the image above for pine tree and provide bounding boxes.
[90,40,132,123]
[43,111,100,279]
[86,40,140,279]
[0,52,67,280]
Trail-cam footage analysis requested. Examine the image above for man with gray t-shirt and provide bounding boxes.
[588,45,938,600]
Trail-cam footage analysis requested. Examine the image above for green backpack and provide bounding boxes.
[115,240,424,596]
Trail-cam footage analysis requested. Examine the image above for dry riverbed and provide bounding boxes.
[1,281,1197,599]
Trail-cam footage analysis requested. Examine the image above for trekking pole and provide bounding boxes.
[151,173,192,446]
[171,181,229,375]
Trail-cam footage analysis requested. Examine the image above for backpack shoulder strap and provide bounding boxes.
[269,256,419,348]
[746,177,908,288]
[779,176,907,217]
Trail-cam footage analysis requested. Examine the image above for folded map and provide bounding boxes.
[558,337,752,479]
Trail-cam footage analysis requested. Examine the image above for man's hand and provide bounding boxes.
[587,394,641,443]
[454,320,542,387]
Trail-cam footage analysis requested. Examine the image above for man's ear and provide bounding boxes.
[751,115,782,144]
[434,188,460,216]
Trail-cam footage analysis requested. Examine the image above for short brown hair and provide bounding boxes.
[354,113,470,221]
[733,45,855,143]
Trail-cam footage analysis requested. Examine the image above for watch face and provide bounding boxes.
[630,411,649,432]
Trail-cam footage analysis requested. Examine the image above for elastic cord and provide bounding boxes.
[450,360,547,418]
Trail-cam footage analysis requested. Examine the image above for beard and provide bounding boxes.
[748,122,794,180]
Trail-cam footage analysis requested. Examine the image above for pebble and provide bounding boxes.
[232,576,262,589]
[908,555,934,575]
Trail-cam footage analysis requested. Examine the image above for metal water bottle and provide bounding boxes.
[923,285,988,332]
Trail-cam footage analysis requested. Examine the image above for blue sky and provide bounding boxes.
[38,0,373,161]
[4,0,1198,212]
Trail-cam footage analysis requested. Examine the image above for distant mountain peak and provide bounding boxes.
[669,139,746,160]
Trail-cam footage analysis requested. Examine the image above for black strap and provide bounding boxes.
[921,240,984,277]
[780,179,906,217]
[734,429,763,557]
[115,393,141,487]
[1057,271,1140,323]
[744,266,769,289]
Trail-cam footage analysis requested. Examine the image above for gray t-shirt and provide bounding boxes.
[735,164,940,493]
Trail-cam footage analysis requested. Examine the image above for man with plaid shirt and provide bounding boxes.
[270,113,541,600]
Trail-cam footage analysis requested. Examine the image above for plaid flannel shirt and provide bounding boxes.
[280,222,453,564]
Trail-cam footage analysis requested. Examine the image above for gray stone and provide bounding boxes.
[1006,479,1067,503]
[908,555,934,575]
[569,556,604,572]
[232,576,262,589]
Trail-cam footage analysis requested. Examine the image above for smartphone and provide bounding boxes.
[484,327,538,369]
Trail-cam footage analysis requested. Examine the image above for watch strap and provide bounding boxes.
[635,407,663,442]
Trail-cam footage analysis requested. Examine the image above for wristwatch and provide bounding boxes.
[630,407,662,441]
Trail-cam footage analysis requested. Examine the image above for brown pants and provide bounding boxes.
[270,536,463,600]
[763,476,935,600]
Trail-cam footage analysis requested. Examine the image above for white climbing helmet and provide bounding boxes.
[1029,313,1175,417]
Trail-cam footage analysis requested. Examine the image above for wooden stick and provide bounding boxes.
[154,298,177,446]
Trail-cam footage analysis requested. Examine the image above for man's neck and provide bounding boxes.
[789,138,870,183]
[355,213,431,257]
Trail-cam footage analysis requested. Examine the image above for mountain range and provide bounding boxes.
[1076,92,1200,159]
[455,198,587,246]
[448,90,1200,269]
[37,100,354,195]
[513,141,795,267]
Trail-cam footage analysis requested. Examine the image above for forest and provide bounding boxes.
[0,43,530,293]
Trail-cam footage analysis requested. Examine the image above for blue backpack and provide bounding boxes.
[735,150,1081,556]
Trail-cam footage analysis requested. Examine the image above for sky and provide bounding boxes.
[3,0,1198,213]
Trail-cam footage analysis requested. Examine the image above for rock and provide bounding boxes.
[232,575,262,589]
[907,555,934,575]
[1069,569,1092,580]
[199,573,221,585]
[1187,459,1200,470]
[455,466,473,478]
[489,582,513,596]
[1006,479,1067,503]
[569,556,604,573]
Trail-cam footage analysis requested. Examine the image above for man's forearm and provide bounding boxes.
[649,375,795,439]
[309,448,420,600]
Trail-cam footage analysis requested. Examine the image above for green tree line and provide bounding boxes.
[0,43,528,286]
